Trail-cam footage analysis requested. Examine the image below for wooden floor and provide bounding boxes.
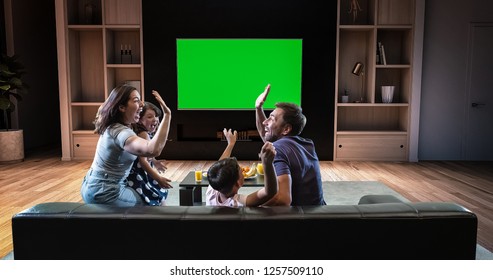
[1,148,492,259]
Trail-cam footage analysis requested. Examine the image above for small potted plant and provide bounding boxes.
[341,89,350,103]
[0,53,29,162]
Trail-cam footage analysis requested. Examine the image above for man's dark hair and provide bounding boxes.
[275,102,306,135]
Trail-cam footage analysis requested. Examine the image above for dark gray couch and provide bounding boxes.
[11,196,477,260]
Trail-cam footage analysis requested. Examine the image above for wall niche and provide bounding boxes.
[143,0,336,160]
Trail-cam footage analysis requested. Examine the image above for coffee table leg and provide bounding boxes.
[193,186,202,204]
[179,187,193,206]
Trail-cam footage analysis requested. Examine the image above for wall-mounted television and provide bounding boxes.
[176,38,302,110]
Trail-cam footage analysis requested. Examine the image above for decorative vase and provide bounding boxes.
[0,129,24,163]
[84,3,95,24]
[381,86,395,103]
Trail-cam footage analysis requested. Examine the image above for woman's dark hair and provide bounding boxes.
[94,84,137,135]
[275,102,306,136]
[207,157,240,196]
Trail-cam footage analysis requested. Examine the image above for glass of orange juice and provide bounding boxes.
[194,169,203,182]
[256,163,264,175]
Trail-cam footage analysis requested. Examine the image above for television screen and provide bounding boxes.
[176,39,302,110]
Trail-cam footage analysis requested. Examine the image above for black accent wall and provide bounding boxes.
[1,0,60,152]
[0,0,5,54]
[143,0,336,160]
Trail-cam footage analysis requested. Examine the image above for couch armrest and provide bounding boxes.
[358,194,405,205]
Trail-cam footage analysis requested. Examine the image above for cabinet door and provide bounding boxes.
[73,135,98,159]
[336,134,407,161]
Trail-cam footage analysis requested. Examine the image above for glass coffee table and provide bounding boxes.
[178,170,265,206]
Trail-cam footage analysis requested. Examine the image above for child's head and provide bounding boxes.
[207,157,244,197]
[139,102,162,133]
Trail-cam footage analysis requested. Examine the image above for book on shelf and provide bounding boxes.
[382,45,387,65]
[378,41,387,65]
[217,129,259,141]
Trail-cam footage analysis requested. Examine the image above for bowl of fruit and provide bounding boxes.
[241,163,257,179]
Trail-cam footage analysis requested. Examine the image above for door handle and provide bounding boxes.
[471,102,486,108]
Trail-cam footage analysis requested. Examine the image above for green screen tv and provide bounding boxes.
[176,39,302,110]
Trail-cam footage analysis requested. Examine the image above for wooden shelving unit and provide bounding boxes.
[334,0,416,161]
[56,0,143,160]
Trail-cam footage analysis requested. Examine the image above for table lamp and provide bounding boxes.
[351,62,364,102]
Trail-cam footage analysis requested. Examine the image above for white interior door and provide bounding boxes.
[464,23,493,160]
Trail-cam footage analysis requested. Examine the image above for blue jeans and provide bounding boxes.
[81,169,144,206]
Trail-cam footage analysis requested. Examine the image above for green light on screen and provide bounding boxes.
[176,39,302,110]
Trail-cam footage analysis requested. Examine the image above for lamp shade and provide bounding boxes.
[352,62,364,76]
